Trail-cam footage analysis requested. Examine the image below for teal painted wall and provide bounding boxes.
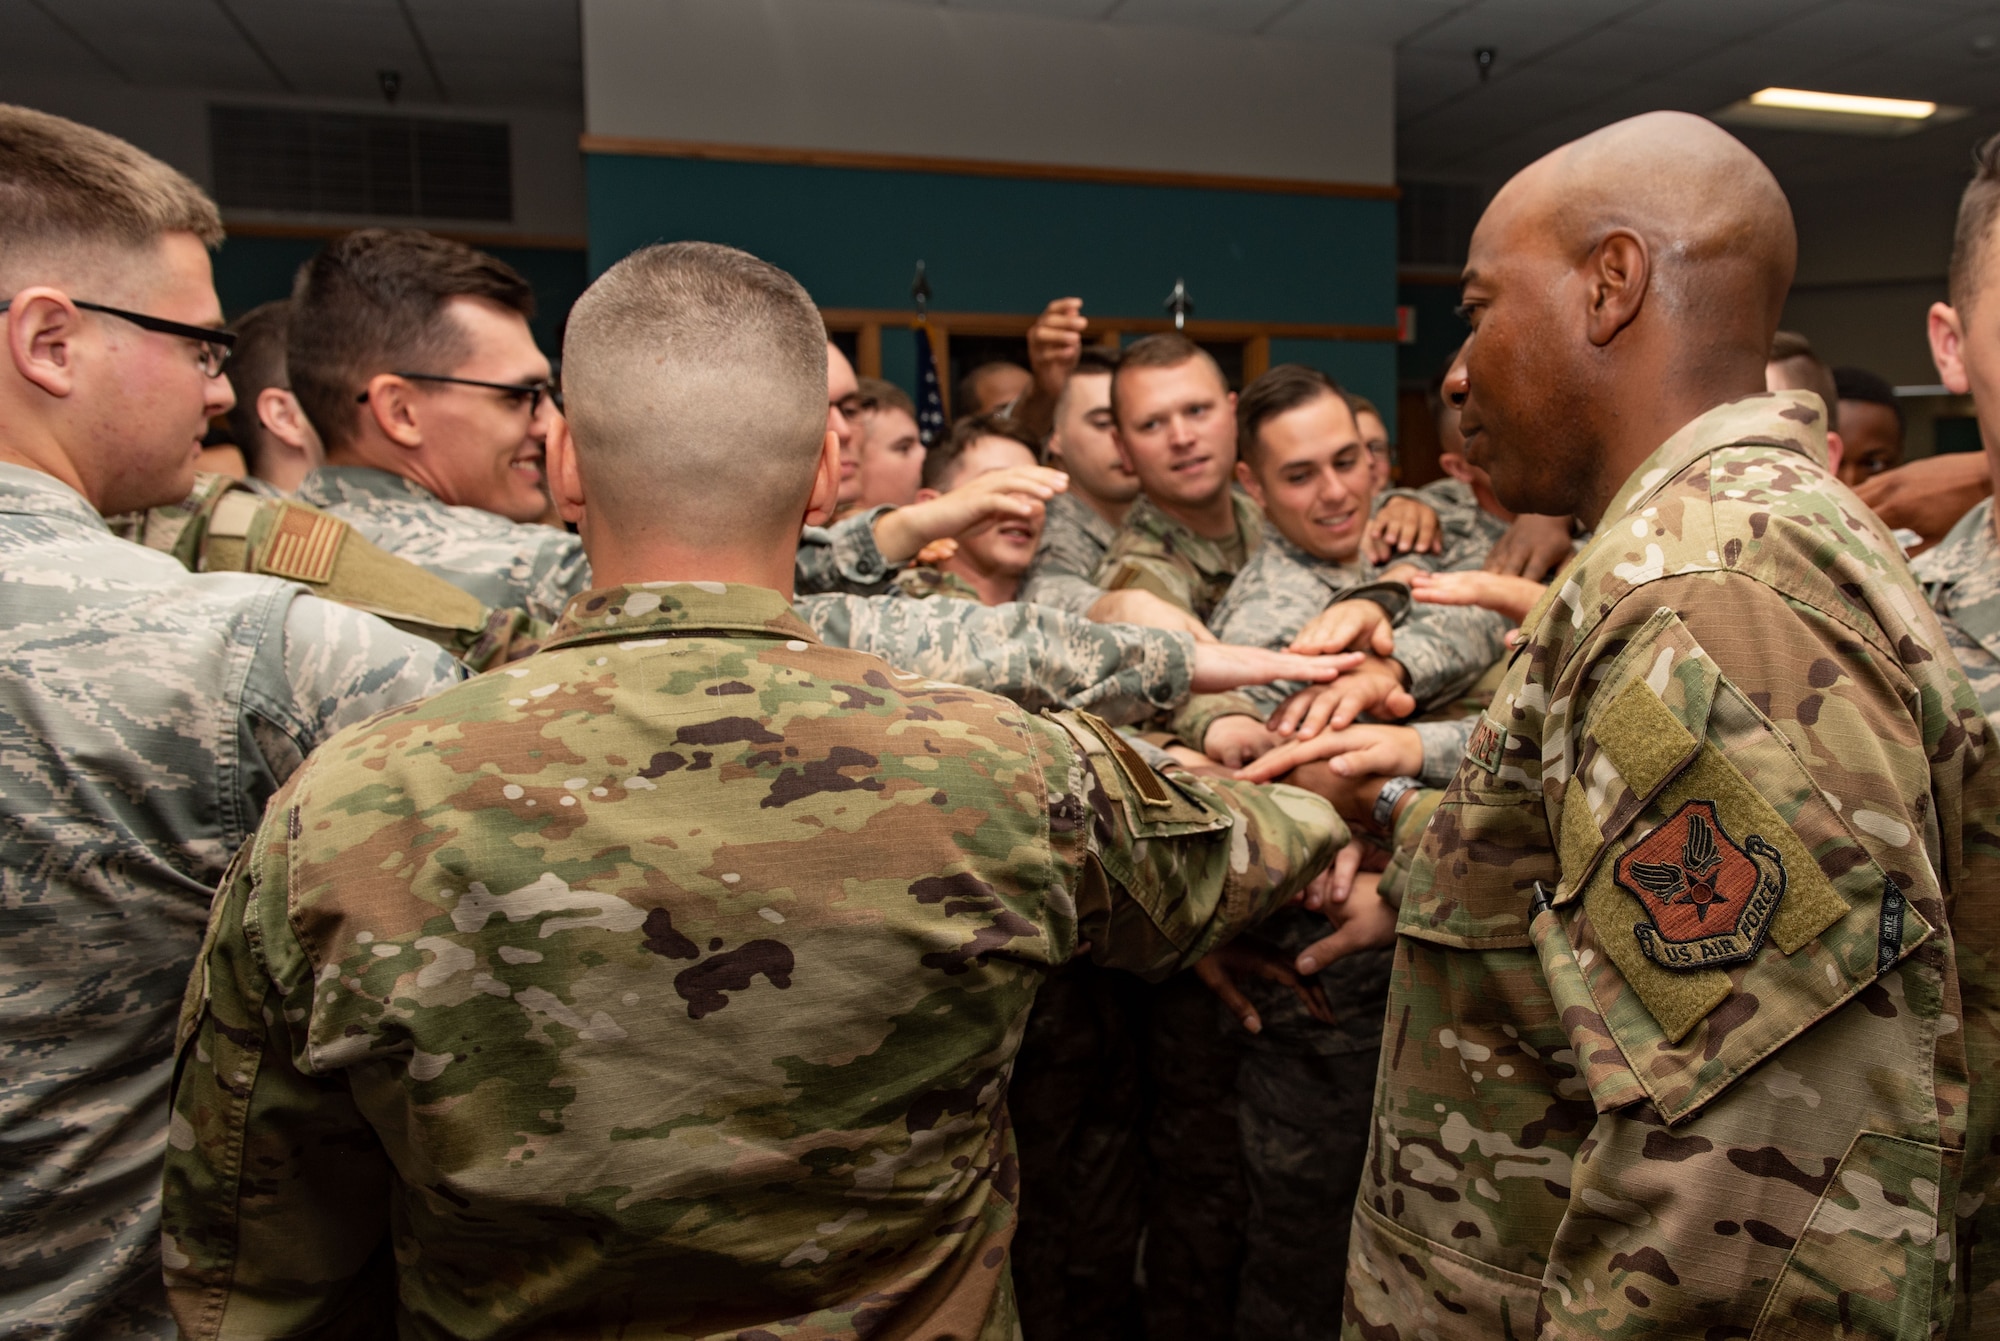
[585,152,1399,431]
[1397,280,1467,388]
[210,233,587,358]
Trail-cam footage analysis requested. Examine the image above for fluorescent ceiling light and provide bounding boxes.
[1749,87,1936,120]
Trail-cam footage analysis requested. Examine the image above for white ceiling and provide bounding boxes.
[3,0,1995,195]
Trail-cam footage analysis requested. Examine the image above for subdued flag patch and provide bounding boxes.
[257,503,347,585]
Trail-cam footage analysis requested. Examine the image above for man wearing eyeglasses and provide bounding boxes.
[0,105,464,1340]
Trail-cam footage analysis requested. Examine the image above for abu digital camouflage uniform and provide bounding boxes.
[793,592,1195,728]
[1379,475,1515,573]
[0,464,461,1341]
[1097,491,1266,751]
[887,562,985,604]
[1209,530,1508,723]
[1205,527,1508,1339]
[296,466,897,623]
[161,580,1345,1341]
[117,473,539,670]
[1347,392,2000,1339]
[1914,495,2000,718]
[1019,489,1121,617]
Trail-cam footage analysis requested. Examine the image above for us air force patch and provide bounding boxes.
[1614,798,1786,971]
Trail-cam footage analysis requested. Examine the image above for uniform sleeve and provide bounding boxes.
[1166,690,1265,753]
[1016,569,1105,617]
[524,530,593,627]
[1037,710,1346,979]
[1096,551,1195,611]
[162,778,397,1339]
[1412,716,1476,787]
[1525,573,1972,1332]
[794,593,1194,725]
[276,594,463,764]
[795,506,899,596]
[1393,601,1510,708]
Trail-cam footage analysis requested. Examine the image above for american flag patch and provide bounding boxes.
[257,503,346,584]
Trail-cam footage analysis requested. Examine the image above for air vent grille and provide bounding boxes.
[210,105,512,222]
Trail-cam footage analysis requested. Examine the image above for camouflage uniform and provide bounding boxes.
[0,464,461,1340]
[116,473,539,670]
[161,579,1346,1340]
[1914,495,2000,718]
[1209,530,1508,722]
[295,467,896,623]
[1019,490,1120,617]
[888,563,985,604]
[1379,476,1513,573]
[1205,527,1507,1339]
[794,593,1194,728]
[1347,392,2000,1338]
[1097,491,1266,751]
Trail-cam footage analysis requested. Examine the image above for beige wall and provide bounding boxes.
[582,0,1395,187]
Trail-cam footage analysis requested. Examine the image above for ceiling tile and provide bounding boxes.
[0,0,124,82]
[942,0,1120,18]
[1267,0,1460,45]
[1101,0,1297,35]
[58,0,284,90]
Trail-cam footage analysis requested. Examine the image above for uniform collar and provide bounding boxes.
[1598,390,1831,526]
[1128,489,1264,555]
[1049,490,1120,545]
[0,462,110,531]
[1262,526,1373,587]
[297,465,442,508]
[544,581,816,650]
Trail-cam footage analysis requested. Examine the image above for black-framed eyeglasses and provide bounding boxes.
[0,297,235,377]
[357,372,562,416]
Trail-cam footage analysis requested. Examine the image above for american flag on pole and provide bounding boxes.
[913,328,947,447]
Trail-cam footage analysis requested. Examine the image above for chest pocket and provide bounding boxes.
[1538,608,1933,1124]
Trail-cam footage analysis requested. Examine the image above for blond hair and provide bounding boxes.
[562,242,828,543]
[0,104,221,291]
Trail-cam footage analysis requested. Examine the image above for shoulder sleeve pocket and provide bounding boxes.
[1540,609,1933,1125]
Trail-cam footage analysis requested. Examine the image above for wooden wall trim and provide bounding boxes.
[581,134,1401,202]
[821,308,1398,344]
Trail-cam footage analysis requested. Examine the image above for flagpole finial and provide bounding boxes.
[1164,278,1193,331]
[911,261,932,324]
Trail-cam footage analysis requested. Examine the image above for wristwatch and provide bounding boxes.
[1372,775,1424,832]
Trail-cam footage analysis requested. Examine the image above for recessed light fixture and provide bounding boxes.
[1749,87,1937,119]
[1714,87,1966,137]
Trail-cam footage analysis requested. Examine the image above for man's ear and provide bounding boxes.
[5,289,83,399]
[803,428,841,527]
[1825,429,1845,478]
[546,415,586,526]
[257,388,321,457]
[1930,302,1970,394]
[1234,458,1266,510]
[359,373,425,450]
[914,487,941,504]
[1584,229,1650,348]
[1110,425,1138,475]
[1437,451,1477,486]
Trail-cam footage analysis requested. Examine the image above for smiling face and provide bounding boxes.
[1238,390,1375,564]
[937,435,1044,577]
[413,296,555,523]
[855,404,925,509]
[1113,357,1237,513]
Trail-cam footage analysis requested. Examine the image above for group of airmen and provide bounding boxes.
[4,95,2000,1341]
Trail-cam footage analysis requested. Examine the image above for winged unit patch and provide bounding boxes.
[1614,798,1787,971]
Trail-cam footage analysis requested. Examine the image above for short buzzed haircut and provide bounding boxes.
[1949,131,2000,316]
[221,300,292,464]
[921,413,1040,492]
[289,228,534,452]
[857,377,915,420]
[1348,393,1381,422]
[1834,365,1904,431]
[1768,330,1840,433]
[1109,333,1226,427]
[955,361,1029,418]
[1236,364,1347,464]
[1053,346,1119,425]
[0,103,222,292]
[562,242,827,543]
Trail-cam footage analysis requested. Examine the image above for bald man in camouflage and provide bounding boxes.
[1287,111,2000,1337]
[161,240,1355,1340]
